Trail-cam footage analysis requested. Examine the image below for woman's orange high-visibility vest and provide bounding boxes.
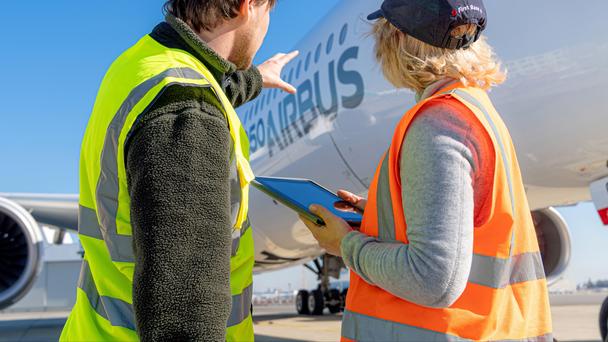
[342,83,553,341]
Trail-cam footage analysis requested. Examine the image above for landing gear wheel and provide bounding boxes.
[296,290,310,315]
[327,289,341,314]
[309,289,325,315]
[600,296,608,342]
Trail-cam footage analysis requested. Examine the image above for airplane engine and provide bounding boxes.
[532,207,572,285]
[0,197,44,310]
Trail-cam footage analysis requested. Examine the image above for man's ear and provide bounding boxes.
[238,0,252,20]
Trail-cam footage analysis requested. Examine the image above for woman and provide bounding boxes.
[300,0,553,340]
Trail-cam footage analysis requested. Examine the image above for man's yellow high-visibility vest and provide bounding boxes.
[60,34,256,341]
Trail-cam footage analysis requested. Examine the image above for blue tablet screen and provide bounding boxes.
[253,177,362,225]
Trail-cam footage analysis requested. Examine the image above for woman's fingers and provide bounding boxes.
[337,190,357,202]
[337,190,366,211]
[310,204,335,223]
[334,200,358,213]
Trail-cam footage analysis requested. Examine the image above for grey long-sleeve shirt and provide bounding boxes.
[341,84,495,308]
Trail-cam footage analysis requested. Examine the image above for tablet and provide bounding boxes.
[252,177,363,227]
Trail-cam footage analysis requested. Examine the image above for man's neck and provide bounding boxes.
[164,14,237,75]
[198,28,237,64]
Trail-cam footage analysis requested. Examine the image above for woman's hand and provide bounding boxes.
[336,190,367,213]
[257,51,299,94]
[299,205,353,257]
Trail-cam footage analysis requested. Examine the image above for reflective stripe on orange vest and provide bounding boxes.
[342,83,553,341]
[342,311,554,342]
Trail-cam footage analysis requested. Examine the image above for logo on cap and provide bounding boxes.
[457,5,483,15]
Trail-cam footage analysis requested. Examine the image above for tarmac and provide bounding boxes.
[0,292,605,342]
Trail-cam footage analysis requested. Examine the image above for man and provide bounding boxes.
[61,1,297,341]
[301,0,553,340]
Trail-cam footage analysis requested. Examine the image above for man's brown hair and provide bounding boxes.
[164,0,277,33]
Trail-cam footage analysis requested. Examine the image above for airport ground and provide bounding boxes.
[0,292,605,342]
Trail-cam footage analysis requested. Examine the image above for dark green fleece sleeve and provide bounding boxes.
[223,67,263,108]
[126,85,232,342]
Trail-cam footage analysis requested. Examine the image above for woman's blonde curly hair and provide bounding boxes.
[372,19,506,93]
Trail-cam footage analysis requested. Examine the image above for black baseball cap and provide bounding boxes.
[368,0,487,50]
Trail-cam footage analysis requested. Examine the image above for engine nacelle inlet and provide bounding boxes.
[0,197,44,310]
[532,207,572,285]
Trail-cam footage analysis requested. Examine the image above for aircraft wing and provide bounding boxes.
[0,193,79,231]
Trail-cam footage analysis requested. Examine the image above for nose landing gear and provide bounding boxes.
[295,254,348,316]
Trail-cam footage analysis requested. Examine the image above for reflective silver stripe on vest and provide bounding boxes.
[79,205,104,240]
[78,260,136,331]
[469,251,546,289]
[496,334,554,342]
[343,310,553,341]
[95,67,209,263]
[342,310,471,341]
[230,152,243,228]
[231,217,252,257]
[449,89,519,255]
[450,90,516,215]
[228,283,253,327]
[78,259,253,330]
[376,154,397,242]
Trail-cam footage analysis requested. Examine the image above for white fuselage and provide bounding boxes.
[3,0,607,313]
[241,0,608,272]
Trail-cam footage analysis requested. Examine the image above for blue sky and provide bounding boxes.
[0,0,606,291]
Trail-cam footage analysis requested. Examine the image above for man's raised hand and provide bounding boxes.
[257,51,300,94]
